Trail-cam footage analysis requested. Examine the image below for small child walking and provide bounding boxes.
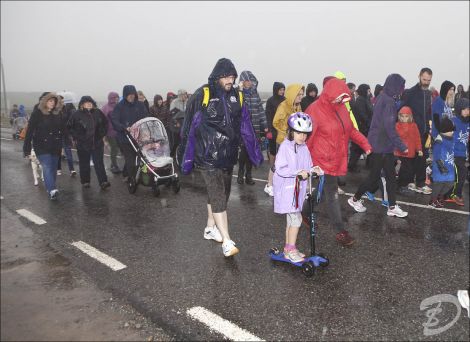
[394,106,423,192]
[445,98,469,206]
[429,117,456,208]
[273,112,321,263]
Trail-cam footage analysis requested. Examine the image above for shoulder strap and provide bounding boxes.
[202,87,210,107]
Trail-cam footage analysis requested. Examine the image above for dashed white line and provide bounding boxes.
[187,306,264,341]
[16,208,47,225]
[231,174,467,215]
[70,241,127,271]
[343,192,469,216]
[1,137,13,141]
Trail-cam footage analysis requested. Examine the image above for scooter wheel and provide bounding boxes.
[269,248,280,256]
[302,261,315,277]
[317,253,329,267]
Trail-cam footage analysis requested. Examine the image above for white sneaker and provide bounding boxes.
[387,204,408,218]
[457,290,469,318]
[348,197,366,212]
[264,184,274,197]
[337,187,345,195]
[56,170,62,176]
[407,183,416,191]
[203,226,223,243]
[49,189,59,200]
[420,185,432,195]
[222,239,239,257]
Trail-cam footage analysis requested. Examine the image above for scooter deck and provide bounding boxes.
[269,251,328,267]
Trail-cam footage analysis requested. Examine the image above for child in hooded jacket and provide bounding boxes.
[273,112,322,263]
[429,117,456,208]
[445,98,469,206]
[394,106,423,192]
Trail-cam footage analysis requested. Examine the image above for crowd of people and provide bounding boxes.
[16,58,470,259]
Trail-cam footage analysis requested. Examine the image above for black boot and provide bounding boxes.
[237,167,244,184]
[245,163,255,185]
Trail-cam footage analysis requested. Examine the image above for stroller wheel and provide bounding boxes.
[302,261,315,277]
[152,185,160,197]
[127,177,137,194]
[172,180,180,194]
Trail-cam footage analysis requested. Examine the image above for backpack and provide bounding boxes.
[177,86,244,172]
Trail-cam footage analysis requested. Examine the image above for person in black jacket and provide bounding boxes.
[23,92,64,200]
[300,83,318,112]
[348,84,373,172]
[110,85,148,181]
[68,96,110,189]
[263,81,285,196]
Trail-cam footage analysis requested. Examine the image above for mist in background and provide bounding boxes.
[1,1,469,108]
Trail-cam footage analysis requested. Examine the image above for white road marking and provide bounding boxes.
[187,306,264,341]
[343,192,469,216]
[16,209,47,225]
[231,174,468,215]
[70,241,127,271]
[1,137,13,141]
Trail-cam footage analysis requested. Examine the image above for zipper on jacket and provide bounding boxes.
[334,111,346,134]
[221,93,231,126]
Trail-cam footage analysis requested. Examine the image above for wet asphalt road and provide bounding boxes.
[1,127,469,341]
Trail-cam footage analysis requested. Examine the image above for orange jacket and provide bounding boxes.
[394,122,422,158]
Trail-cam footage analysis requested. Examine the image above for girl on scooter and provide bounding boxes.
[273,112,322,263]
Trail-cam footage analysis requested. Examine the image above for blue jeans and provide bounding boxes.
[63,144,75,171]
[37,154,60,194]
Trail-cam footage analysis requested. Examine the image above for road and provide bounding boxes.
[1,126,469,341]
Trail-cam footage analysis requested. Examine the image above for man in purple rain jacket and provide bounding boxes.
[178,57,263,258]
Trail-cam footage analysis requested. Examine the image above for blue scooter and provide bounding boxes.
[269,172,329,277]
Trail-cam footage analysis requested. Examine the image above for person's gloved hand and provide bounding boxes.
[436,159,448,175]
[311,165,324,176]
[417,150,423,157]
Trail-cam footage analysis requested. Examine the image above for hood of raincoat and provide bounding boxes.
[284,84,304,111]
[383,74,405,98]
[78,96,98,109]
[439,80,455,101]
[208,58,238,91]
[317,78,351,112]
[122,85,138,102]
[273,82,285,96]
[240,70,258,90]
[455,97,470,123]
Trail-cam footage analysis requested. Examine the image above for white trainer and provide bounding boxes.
[387,204,408,218]
[348,197,366,213]
[337,187,345,195]
[264,184,274,197]
[407,183,416,191]
[457,290,469,318]
[222,239,239,257]
[203,226,223,243]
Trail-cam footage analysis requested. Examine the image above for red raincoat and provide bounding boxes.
[306,79,371,176]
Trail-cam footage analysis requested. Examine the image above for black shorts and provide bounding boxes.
[201,168,233,213]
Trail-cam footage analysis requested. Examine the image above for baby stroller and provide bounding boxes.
[125,117,180,196]
[12,117,28,140]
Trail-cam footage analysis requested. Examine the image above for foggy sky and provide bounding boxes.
[1,1,469,101]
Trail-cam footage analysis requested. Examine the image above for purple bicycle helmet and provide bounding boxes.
[287,112,313,133]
